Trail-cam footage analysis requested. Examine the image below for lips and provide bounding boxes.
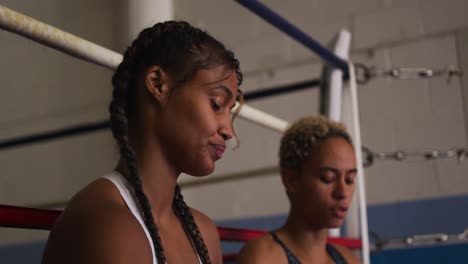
[331,206,348,219]
[209,143,226,160]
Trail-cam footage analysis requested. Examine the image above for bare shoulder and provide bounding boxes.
[331,244,362,264]
[189,207,222,264]
[189,207,218,234]
[42,179,152,264]
[237,233,284,264]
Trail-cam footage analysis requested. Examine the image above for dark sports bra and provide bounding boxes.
[270,232,348,264]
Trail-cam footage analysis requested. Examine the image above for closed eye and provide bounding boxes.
[319,172,336,184]
[210,99,221,112]
[318,167,337,184]
[346,170,357,185]
[345,177,355,185]
[320,177,335,184]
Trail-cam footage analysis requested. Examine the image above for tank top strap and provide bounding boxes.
[103,172,203,264]
[326,244,348,264]
[270,232,302,264]
[269,232,349,264]
[102,172,158,264]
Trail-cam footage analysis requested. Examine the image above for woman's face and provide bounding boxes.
[157,65,239,176]
[289,137,357,229]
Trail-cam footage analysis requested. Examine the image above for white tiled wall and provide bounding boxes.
[354,3,424,49]
[420,0,468,34]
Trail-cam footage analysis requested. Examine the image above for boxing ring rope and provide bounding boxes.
[0,4,289,135]
[0,204,362,262]
[0,121,111,151]
[0,2,364,262]
[0,5,121,70]
[234,0,349,74]
[343,62,370,263]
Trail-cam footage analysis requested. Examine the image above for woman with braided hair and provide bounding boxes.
[42,21,243,264]
[237,116,360,264]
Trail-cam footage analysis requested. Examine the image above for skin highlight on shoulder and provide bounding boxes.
[236,233,286,264]
[42,179,152,264]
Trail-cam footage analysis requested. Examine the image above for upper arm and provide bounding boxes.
[75,209,152,264]
[43,199,152,264]
[190,208,222,264]
[237,237,278,264]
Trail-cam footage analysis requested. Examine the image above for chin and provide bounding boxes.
[328,220,345,229]
[188,160,215,177]
[191,169,214,177]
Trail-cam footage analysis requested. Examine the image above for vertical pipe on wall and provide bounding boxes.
[342,62,370,264]
[321,30,351,237]
[455,30,468,148]
[320,30,351,121]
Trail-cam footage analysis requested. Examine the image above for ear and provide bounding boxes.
[281,168,298,195]
[145,66,171,105]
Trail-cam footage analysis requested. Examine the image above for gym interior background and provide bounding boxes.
[0,0,467,263]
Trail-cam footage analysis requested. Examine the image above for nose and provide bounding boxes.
[218,118,234,141]
[332,179,351,200]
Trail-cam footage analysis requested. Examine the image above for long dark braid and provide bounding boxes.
[173,185,211,263]
[109,21,242,263]
[110,31,167,263]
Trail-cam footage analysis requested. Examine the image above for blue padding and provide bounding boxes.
[370,243,468,264]
[0,241,45,264]
[368,195,468,239]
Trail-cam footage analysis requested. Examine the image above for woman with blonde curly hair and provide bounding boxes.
[237,116,360,264]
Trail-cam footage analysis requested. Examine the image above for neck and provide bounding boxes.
[116,137,180,224]
[278,209,330,259]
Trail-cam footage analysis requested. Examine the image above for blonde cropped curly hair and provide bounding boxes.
[279,115,353,170]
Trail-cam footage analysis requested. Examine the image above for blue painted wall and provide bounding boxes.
[371,243,468,264]
[367,195,468,239]
[0,241,45,264]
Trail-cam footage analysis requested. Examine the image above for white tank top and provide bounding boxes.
[102,172,203,264]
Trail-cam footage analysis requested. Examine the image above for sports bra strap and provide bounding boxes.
[270,232,349,264]
[326,244,348,264]
[270,232,302,264]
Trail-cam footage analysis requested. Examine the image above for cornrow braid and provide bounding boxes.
[110,21,242,263]
[173,185,211,264]
[110,43,167,262]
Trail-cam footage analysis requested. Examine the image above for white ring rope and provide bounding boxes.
[235,104,289,133]
[0,4,289,133]
[347,61,370,264]
[0,5,122,70]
